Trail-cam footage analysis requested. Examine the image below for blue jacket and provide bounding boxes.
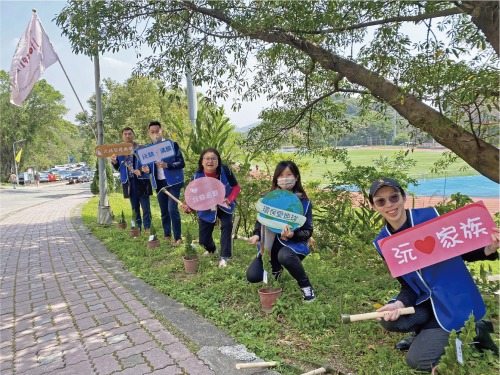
[145,140,185,189]
[278,198,313,256]
[373,207,485,332]
[195,165,236,223]
[113,154,149,184]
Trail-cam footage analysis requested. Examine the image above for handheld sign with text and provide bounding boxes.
[95,142,133,158]
[378,202,495,277]
[185,177,227,211]
[256,190,306,233]
[137,140,175,165]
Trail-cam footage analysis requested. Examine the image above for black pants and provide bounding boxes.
[380,304,449,372]
[198,208,232,259]
[246,241,311,288]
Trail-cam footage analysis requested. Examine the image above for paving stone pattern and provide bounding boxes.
[0,192,215,375]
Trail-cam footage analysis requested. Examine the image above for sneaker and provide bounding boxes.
[164,236,172,241]
[218,258,227,268]
[301,286,316,302]
[172,239,182,247]
[272,269,283,282]
[144,229,150,235]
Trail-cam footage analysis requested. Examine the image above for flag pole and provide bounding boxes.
[57,59,97,140]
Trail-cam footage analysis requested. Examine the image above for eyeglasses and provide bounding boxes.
[203,157,217,161]
[373,193,401,207]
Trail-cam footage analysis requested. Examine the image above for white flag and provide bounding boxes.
[9,13,58,106]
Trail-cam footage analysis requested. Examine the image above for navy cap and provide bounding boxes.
[369,177,402,197]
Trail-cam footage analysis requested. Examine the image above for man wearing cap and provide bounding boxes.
[110,127,152,234]
[369,177,499,372]
[141,121,185,247]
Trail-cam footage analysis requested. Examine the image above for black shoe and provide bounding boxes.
[475,320,498,355]
[395,332,417,351]
[272,269,283,282]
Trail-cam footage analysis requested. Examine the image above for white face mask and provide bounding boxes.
[150,133,162,143]
[277,177,296,190]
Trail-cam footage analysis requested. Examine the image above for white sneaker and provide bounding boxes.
[203,250,210,256]
[218,258,227,268]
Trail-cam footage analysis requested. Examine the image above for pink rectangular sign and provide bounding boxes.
[378,202,495,277]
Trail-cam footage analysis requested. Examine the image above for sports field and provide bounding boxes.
[263,147,472,182]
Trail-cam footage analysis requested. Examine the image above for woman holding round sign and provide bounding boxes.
[369,177,499,371]
[181,148,240,268]
[246,161,316,302]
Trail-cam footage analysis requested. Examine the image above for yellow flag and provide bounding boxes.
[15,148,22,163]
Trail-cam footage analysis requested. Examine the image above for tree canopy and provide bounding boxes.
[0,70,82,179]
[56,0,499,182]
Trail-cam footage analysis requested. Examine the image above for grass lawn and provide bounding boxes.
[81,193,499,375]
[253,147,473,183]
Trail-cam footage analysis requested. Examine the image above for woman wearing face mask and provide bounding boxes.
[246,161,316,302]
[180,148,240,268]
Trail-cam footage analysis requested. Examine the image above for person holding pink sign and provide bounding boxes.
[370,177,499,371]
[181,148,240,268]
[246,161,316,302]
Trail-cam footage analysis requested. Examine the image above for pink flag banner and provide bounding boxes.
[378,202,495,277]
[10,13,58,106]
[185,177,227,211]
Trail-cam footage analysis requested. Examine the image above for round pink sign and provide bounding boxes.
[185,177,227,211]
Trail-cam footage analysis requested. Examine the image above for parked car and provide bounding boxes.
[68,171,89,184]
[38,172,50,183]
[59,170,72,180]
[44,172,57,182]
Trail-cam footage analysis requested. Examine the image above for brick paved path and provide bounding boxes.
[0,192,215,375]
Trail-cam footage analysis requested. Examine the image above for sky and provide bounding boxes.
[0,1,267,128]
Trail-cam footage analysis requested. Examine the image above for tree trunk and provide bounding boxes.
[181,2,500,182]
[458,1,499,56]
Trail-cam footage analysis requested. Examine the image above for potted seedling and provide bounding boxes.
[147,222,160,249]
[182,231,199,273]
[118,210,127,229]
[129,209,141,237]
[257,245,282,312]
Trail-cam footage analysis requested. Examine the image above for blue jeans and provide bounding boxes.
[129,177,151,230]
[156,181,182,240]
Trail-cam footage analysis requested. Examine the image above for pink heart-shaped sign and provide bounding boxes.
[414,236,435,254]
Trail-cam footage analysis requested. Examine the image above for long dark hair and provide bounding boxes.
[196,148,222,175]
[271,161,308,199]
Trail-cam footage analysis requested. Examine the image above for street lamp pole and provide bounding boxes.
[12,139,26,180]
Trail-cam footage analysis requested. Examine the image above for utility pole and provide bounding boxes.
[94,52,112,224]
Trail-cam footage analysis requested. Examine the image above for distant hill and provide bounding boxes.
[235,121,261,133]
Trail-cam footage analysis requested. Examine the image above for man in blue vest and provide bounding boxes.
[370,177,498,371]
[110,127,152,234]
[141,121,185,247]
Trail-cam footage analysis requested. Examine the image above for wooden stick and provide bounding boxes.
[235,361,279,369]
[341,307,415,323]
[233,234,250,242]
[301,367,327,375]
[159,186,183,205]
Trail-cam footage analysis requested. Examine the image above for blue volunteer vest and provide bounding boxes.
[373,207,485,332]
[277,198,312,256]
[195,167,236,223]
[147,140,184,188]
[116,154,149,184]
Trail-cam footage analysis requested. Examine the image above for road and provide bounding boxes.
[0,182,91,221]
